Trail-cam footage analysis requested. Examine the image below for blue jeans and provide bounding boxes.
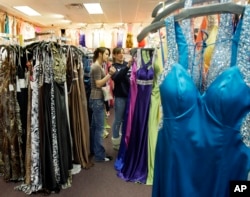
[112,97,127,138]
[89,99,105,161]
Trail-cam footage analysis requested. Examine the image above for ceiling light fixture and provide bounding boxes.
[13,6,41,16]
[83,3,103,14]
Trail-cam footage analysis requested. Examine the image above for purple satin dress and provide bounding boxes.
[114,59,138,171]
[118,49,154,183]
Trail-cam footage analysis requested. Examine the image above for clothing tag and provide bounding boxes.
[16,76,21,92]
[19,79,26,88]
[25,72,29,87]
[9,84,14,91]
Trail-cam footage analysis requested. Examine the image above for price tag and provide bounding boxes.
[9,84,14,91]
[16,76,21,92]
[19,79,26,88]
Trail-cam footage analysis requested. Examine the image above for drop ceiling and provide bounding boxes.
[0,0,245,30]
[0,0,164,29]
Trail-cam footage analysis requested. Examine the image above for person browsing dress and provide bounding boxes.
[89,47,116,162]
[111,47,132,150]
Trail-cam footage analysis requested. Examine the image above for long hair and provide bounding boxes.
[93,47,107,62]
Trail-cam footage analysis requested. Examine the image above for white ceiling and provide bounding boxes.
[0,0,246,31]
[0,0,164,29]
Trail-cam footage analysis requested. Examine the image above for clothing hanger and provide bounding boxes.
[24,41,40,55]
[151,1,185,23]
[137,2,245,42]
[129,47,155,57]
[138,0,219,42]
[67,45,85,56]
[130,48,138,57]
[151,0,176,18]
[151,0,219,20]
[174,2,244,21]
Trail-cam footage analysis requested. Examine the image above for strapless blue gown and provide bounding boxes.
[153,6,250,197]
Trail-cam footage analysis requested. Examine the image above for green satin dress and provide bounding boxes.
[146,47,163,185]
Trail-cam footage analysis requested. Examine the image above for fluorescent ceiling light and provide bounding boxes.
[51,14,64,19]
[83,3,103,14]
[13,6,41,16]
[60,19,71,23]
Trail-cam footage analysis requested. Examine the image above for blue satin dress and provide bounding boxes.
[152,6,250,197]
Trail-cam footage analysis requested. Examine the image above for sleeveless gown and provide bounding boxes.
[114,57,138,171]
[152,6,250,197]
[146,48,163,185]
[118,49,154,183]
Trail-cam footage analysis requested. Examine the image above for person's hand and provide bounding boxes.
[125,55,133,68]
[109,66,116,75]
[106,111,110,117]
[127,58,133,68]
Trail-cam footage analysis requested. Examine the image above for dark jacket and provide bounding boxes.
[111,62,131,98]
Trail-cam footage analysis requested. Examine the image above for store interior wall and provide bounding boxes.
[0,0,248,48]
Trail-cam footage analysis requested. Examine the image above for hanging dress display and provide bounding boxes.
[124,56,139,147]
[0,47,24,181]
[114,55,138,171]
[153,5,250,197]
[146,47,163,185]
[66,48,93,169]
[40,45,73,191]
[118,48,154,183]
[15,43,74,194]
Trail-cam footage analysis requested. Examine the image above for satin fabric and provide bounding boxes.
[114,59,138,171]
[118,49,154,183]
[146,48,163,185]
[125,60,138,146]
[153,9,250,197]
[41,75,72,190]
[67,52,92,168]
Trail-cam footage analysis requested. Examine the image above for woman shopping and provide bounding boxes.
[89,47,116,162]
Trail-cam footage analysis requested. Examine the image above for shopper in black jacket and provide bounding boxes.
[111,47,132,150]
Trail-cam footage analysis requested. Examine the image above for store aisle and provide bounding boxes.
[0,108,152,197]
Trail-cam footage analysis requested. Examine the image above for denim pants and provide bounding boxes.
[112,97,127,138]
[89,99,105,161]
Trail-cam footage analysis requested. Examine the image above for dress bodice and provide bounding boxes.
[160,63,198,118]
[159,19,197,118]
[136,65,154,81]
[136,50,154,82]
[153,5,250,197]
[204,66,250,128]
[160,8,250,130]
